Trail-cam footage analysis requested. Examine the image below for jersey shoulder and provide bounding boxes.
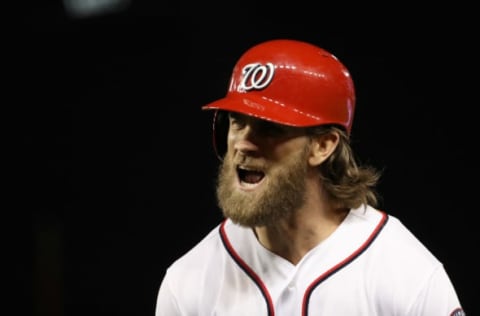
[380,212,440,265]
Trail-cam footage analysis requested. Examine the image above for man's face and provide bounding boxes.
[216,112,312,227]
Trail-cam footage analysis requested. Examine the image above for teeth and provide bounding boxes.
[238,165,260,172]
[242,182,258,188]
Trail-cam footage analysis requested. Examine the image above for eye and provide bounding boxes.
[257,121,286,137]
[228,112,299,138]
[228,113,246,130]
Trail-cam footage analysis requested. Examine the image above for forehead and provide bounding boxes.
[228,111,291,127]
[227,111,308,136]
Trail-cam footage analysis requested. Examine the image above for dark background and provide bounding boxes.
[15,3,476,316]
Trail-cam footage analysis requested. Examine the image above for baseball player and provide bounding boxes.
[155,39,465,315]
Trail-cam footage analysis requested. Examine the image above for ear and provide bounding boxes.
[308,131,340,166]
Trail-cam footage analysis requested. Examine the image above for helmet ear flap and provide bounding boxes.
[212,110,229,161]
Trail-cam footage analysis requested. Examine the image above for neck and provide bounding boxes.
[253,192,349,265]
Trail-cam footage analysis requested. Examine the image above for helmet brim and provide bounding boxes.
[202,94,325,127]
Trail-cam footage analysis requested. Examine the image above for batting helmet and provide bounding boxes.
[202,39,356,160]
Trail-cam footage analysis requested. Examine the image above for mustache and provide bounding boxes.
[232,154,268,170]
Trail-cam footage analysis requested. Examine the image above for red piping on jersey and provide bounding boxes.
[450,307,466,316]
[301,211,389,316]
[219,211,389,316]
[219,220,275,316]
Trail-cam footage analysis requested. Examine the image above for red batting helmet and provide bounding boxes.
[202,39,356,160]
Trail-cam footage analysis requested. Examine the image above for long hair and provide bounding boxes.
[307,125,382,209]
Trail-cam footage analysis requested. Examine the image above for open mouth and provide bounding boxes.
[237,166,265,185]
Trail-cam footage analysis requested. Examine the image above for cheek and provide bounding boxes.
[271,138,310,159]
[227,129,235,142]
[225,130,236,151]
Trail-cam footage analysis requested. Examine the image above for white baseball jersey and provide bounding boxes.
[155,205,464,315]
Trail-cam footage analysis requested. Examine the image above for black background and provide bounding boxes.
[15,3,476,316]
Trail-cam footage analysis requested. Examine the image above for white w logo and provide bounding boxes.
[239,63,275,91]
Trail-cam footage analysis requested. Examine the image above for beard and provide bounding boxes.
[215,144,310,227]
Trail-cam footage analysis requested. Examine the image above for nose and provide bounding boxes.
[231,122,261,155]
